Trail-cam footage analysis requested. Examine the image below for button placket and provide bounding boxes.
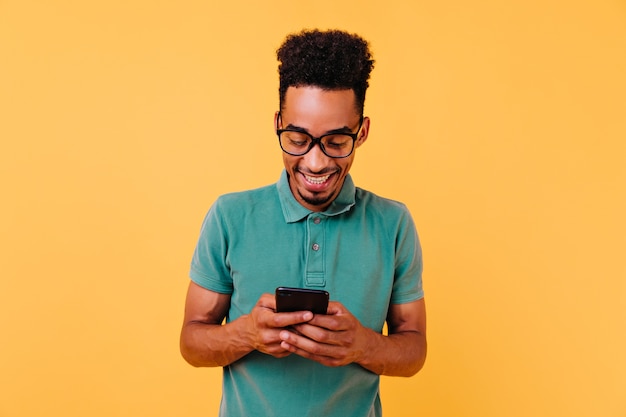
[305,215,326,286]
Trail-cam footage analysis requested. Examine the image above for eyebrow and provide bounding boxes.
[284,124,355,135]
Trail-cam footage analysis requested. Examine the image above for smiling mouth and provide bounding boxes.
[303,173,331,185]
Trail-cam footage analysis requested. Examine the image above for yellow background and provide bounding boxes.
[1,1,625,416]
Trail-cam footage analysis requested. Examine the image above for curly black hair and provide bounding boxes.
[277,29,375,115]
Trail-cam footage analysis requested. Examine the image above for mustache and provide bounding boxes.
[296,167,339,176]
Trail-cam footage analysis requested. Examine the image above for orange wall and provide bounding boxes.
[1,1,625,416]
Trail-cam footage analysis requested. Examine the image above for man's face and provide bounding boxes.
[276,86,369,212]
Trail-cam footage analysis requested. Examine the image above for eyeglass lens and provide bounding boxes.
[279,131,354,158]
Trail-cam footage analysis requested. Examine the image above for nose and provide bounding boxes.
[302,142,331,173]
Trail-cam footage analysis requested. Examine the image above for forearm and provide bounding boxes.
[357,328,427,377]
[180,315,254,367]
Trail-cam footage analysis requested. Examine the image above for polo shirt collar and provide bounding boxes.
[277,170,356,223]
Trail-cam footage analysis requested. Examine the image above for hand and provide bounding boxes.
[245,293,314,358]
[278,301,373,367]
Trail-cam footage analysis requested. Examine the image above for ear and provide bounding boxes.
[274,111,281,130]
[355,116,370,148]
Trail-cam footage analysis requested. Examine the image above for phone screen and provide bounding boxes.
[275,287,329,314]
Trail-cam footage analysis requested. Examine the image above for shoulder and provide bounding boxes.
[204,183,280,226]
[354,187,411,218]
[351,187,419,241]
[213,183,277,209]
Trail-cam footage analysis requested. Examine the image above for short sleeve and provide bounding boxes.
[390,208,424,304]
[189,199,234,294]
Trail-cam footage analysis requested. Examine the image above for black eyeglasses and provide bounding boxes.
[276,112,364,158]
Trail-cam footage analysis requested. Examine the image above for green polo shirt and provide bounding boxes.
[190,170,423,417]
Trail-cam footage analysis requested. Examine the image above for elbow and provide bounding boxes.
[180,344,216,368]
[179,334,229,368]
[180,341,202,367]
[408,340,427,376]
[398,337,427,377]
[181,353,203,368]
[405,352,427,377]
[179,332,211,368]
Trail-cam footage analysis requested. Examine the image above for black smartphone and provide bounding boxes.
[275,287,329,314]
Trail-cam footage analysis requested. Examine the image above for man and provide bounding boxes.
[180,29,426,417]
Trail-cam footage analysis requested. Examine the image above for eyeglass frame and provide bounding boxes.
[275,112,365,159]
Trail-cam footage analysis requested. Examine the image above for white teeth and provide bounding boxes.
[304,174,330,184]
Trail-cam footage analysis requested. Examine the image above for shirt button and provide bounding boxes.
[313,217,321,224]
[312,243,320,251]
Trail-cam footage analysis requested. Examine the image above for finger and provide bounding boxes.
[292,323,340,345]
[279,331,319,356]
[307,313,349,331]
[325,301,347,314]
[256,293,277,309]
[279,333,345,366]
[264,342,292,358]
[268,311,314,328]
[279,329,334,355]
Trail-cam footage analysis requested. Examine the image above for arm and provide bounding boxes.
[180,281,314,367]
[364,298,427,376]
[279,297,427,376]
